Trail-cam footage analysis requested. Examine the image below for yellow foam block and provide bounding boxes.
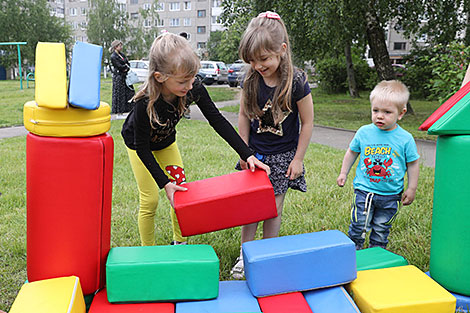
[35,42,68,109]
[24,100,111,137]
[347,265,456,313]
[10,276,85,313]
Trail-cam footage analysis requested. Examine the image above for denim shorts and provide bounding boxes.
[348,189,401,249]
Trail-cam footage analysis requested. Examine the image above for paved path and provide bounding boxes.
[0,100,436,167]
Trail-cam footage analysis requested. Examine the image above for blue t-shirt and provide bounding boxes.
[350,123,420,195]
[248,70,311,155]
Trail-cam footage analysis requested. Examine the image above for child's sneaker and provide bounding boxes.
[230,257,245,280]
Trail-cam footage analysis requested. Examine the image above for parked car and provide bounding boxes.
[198,61,228,85]
[228,63,246,87]
[129,60,149,82]
[392,63,406,78]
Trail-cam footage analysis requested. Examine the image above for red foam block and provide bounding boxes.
[89,289,174,312]
[419,80,470,131]
[258,292,313,313]
[174,169,277,236]
[26,133,113,296]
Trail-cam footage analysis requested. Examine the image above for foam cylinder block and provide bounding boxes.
[430,135,470,295]
[176,281,261,313]
[347,265,456,313]
[69,41,103,110]
[174,169,277,236]
[23,100,111,137]
[106,245,219,303]
[419,80,470,131]
[303,286,360,313]
[426,272,470,313]
[9,276,85,313]
[88,289,175,313]
[356,247,408,271]
[35,42,68,109]
[428,90,470,135]
[243,230,356,297]
[26,133,113,296]
[258,292,312,313]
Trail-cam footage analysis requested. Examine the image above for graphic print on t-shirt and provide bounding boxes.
[257,99,290,136]
[362,144,398,184]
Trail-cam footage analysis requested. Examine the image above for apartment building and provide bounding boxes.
[51,0,223,52]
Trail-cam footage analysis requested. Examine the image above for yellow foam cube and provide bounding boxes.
[9,276,85,313]
[35,42,68,109]
[347,265,456,313]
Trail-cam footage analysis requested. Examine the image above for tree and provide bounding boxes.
[0,0,72,70]
[126,2,160,60]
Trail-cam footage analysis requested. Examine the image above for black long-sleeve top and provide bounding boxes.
[110,51,130,75]
[121,78,252,189]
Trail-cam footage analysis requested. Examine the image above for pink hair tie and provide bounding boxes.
[258,11,281,20]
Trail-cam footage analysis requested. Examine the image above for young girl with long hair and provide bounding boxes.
[231,11,314,279]
[121,33,269,246]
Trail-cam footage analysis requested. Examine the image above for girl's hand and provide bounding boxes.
[286,158,303,180]
[239,159,248,170]
[246,155,271,175]
[164,182,188,208]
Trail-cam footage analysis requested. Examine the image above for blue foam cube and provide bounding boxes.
[243,230,356,297]
[303,286,361,313]
[176,281,261,313]
[69,41,103,110]
[426,272,469,312]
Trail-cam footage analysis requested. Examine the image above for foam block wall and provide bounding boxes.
[258,292,312,313]
[9,276,85,313]
[106,245,219,303]
[356,247,408,271]
[303,286,360,313]
[174,169,277,236]
[26,133,113,295]
[69,41,103,110]
[176,281,261,313]
[243,230,356,297]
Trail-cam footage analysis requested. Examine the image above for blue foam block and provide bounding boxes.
[243,230,356,297]
[176,281,261,313]
[69,41,103,110]
[303,286,361,313]
[426,272,469,312]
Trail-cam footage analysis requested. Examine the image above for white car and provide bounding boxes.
[198,61,228,85]
[129,60,149,83]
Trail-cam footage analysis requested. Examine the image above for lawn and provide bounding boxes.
[0,79,441,311]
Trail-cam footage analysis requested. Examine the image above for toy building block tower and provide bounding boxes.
[419,81,470,296]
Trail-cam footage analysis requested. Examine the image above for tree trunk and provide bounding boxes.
[344,40,359,98]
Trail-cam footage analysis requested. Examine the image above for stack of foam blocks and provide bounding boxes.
[9,41,113,313]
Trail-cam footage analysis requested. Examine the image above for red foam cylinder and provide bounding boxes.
[258,292,313,313]
[89,289,175,312]
[174,169,277,236]
[419,80,470,131]
[26,133,113,295]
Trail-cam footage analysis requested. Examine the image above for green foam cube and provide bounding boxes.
[106,245,219,303]
[428,92,470,135]
[356,247,408,271]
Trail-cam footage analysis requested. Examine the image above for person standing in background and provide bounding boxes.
[110,40,135,115]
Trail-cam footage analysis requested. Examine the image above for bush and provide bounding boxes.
[315,57,348,93]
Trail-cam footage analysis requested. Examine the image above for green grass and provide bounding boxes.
[0,117,435,311]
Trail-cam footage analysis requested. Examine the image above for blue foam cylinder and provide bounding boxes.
[175,281,261,313]
[69,41,103,110]
[243,230,357,297]
[303,286,361,313]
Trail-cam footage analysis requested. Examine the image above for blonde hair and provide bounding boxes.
[239,12,294,124]
[370,80,410,111]
[134,33,200,127]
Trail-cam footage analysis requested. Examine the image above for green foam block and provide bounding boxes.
[356,247,408,271]
[106,245,219,303]
[428,92,470,135]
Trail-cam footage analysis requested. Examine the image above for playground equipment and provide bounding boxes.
[0,42,27,89]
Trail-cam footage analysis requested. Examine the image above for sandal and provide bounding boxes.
[230,257,245,280]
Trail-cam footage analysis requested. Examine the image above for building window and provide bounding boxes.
[197,42,206,49]
[184,17,191,26]
[197,10,206,17]
[80,21,87,30]
[186,33,191,41]
[143,3,151,10]
[144,19,151,27]
[130,0,138,4]
[170,18,180,26]
[197,26,206,33]
[393,42,406,50]
[70,7,77,16]
[155,18,164,27]
[212,0,221,7]
[211,16,220,24]
[130,12,139,19]
[184,1,191,10]
[81,7,86,15]
[156,2,164,11]
[169,2,180,11]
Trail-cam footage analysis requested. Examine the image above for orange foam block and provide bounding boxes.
[174,169,277,236]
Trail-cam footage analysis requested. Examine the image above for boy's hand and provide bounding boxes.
[286,159,303,180]
[337,174,347,187]
[402,188,416,205]
[164,182,188,208]
[246,156,271,175]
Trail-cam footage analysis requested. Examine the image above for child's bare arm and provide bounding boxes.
[337,148,359,187]
[402,160,419,205]
[238,98,250,170]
